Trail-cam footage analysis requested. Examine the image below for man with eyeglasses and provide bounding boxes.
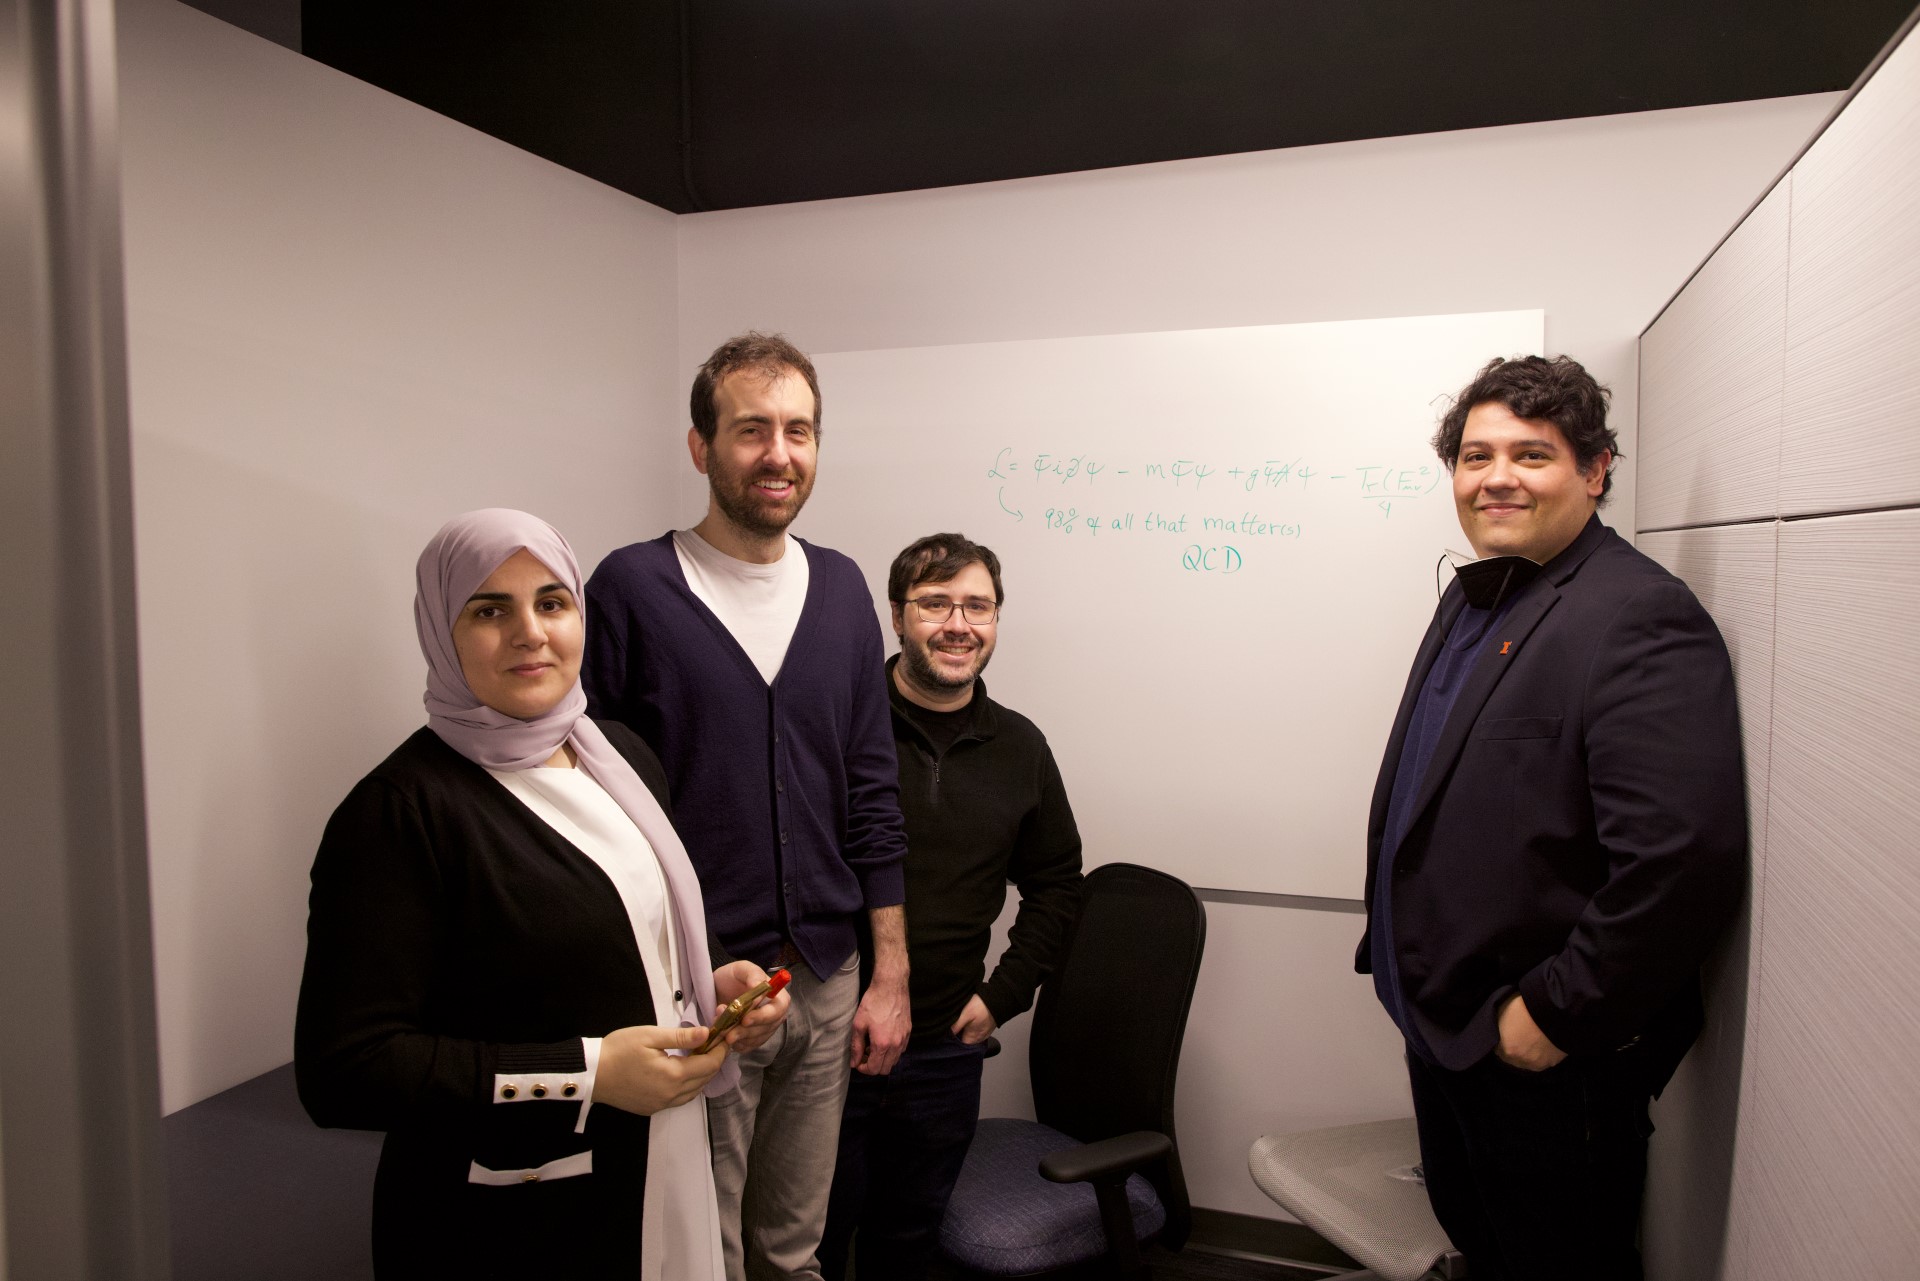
[819,532,1084,1281]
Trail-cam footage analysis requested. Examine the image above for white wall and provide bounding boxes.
[118,0,684,1112]
[119,0,1842,1225]
[675,94,1839,1219]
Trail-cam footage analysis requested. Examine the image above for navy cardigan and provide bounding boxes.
[584,534,907,979]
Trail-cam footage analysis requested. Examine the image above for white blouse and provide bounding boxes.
[488,763,726,1281]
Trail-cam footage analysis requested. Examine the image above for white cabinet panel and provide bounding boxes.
[1639,182,1789,531]
[1635,525,1778,882]
[1740,510,1920,1279]
[1782,28,1920,516]
[1637,524,1777,1281]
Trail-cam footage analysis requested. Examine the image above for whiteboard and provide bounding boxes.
[800,310,1543,899]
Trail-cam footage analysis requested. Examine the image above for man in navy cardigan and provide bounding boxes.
[1358,356,1745,1281]
[584,333,910,1281]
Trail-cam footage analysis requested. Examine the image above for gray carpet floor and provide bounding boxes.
[169,1065,1338,1281]
[926,1242,1332,1281]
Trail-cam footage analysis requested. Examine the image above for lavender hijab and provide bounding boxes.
[416,508,737,1096]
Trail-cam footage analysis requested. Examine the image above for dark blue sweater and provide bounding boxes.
[582,534,908,979]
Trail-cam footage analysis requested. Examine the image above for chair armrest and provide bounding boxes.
[1038,1130,1171,1185]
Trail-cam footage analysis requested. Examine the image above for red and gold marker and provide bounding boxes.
[697,966,791,1054]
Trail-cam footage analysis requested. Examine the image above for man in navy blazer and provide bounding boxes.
[1358,355,1745,1281]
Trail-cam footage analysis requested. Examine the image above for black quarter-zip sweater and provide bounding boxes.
[882,656,1085,1042]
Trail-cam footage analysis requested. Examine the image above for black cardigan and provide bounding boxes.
[295,721,702,1276]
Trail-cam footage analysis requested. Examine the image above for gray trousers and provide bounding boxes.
[710,954,859,1281]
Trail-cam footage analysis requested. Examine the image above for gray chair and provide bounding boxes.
[1247,1117,1465,1281]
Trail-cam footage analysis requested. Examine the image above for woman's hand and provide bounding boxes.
[594,1025,729,1115]
[714,960,791,1056]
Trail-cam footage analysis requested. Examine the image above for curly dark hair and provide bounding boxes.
[887,532,1004,605]
[689,332,821,444]
[1432,355,1620,503]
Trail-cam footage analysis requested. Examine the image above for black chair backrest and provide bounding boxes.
[1027,862,1206,1246]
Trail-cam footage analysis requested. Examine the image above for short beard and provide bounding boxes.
[709,468,812,539]
[899,635,992,696]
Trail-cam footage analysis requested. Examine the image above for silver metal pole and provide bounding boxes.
[0,0,170,1275]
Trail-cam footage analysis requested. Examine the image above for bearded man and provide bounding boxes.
[818,532,1084,1281]
[584,333,910,1281]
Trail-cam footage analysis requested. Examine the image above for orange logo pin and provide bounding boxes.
[1499,641,1513,655]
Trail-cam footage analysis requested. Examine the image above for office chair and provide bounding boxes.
[938,863,1207,1278]
[1248,1117,1465,1281]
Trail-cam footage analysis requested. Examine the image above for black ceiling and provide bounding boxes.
[290,1,1915,214]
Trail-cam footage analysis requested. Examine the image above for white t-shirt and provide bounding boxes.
[672,528,810,684]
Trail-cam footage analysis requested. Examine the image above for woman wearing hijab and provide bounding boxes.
[296,508,787,1279]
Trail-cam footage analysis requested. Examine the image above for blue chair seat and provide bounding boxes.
[940,1117,1166,1275]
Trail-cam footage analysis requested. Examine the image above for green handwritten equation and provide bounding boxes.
[986,446,1443,574]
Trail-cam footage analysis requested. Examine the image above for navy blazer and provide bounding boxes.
[1357,517,1747,1086]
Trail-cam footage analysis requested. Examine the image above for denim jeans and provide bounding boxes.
[818,1032,989,1281]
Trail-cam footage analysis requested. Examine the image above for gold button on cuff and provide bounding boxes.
[530,1084,548,1099]
[522,1172,539,1183]
[499,1085,517,1100]
[562,1083,578,1097]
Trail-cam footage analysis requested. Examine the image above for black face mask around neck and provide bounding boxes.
[1445,554,1544,611]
